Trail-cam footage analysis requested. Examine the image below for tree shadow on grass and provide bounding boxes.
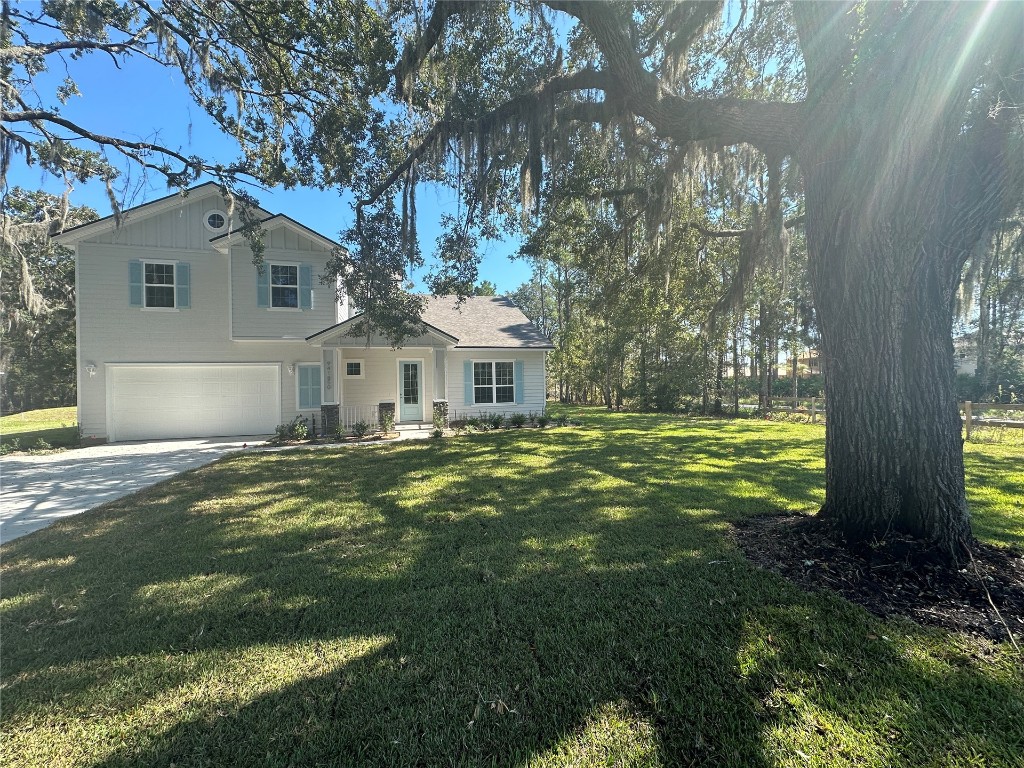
[2,420,1022,765]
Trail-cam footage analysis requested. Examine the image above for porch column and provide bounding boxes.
[321,347,338,405]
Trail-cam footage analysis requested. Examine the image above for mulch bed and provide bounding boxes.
[735,514,1024,644]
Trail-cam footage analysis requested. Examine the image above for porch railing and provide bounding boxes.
[339,404,379,433]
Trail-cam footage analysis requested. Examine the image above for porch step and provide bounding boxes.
[395,422,433,431]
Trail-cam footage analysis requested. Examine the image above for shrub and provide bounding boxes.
[381,409,396,433]
[509,412,527,428]
[274,416,309,441]
[488,412,505,430]
[0,438,20,455]
[467,417,481,431]
[555,414,569,427]
[432,409,446,432]
[352,420,371,438]
[431,428,444,439]
[537,414,550,428]
[33,438,53,451]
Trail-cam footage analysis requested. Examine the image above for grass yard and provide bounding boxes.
[1,408,1022,766]
[0,406,79,452]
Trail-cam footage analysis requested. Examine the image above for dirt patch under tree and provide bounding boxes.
[735,514,1024,645]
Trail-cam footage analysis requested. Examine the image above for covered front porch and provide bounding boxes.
[307,321,456,431]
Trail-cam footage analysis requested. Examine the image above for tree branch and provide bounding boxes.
[394,0,484,100]
[357,68,614,212]
[3,109,254,185]
[544,0,802,155]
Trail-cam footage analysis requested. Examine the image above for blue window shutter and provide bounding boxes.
[464,360,473,404]
[299,264,313,310]
[129,260,143,306]
[514,359,525,404]
[257,267,269,307]
[176,262,191,308]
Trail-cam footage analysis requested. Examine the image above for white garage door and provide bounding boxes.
[109,365,281,441]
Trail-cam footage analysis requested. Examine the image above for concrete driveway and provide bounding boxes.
[1,437,262,543]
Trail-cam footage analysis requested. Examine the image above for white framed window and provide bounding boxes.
[144,261,176,308]
[473,361,514,404]
[345,359,364,378]
[203,209,228,233]
[297,364,322,410]
[271,263,299,308]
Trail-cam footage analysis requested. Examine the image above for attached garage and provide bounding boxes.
[107,364,281,441]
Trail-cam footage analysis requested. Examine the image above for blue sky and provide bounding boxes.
[7,38,532,294]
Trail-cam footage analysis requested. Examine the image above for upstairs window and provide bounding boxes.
[345,360,363,378]
[144,262,175,308]
[271,264,298,308]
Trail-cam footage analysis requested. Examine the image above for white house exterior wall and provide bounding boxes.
[445,349,547,419]
[338,348,436,415]
[76,220,332,440]
[229,243,336,339]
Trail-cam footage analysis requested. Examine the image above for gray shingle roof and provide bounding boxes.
[421,296,553,349]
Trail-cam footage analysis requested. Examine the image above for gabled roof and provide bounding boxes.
[306,313,460,345]
[421,296,553,348]
[209,213,341,253]
[51,182,270,245]
[307,295,554,349]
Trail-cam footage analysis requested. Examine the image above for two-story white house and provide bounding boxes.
[56,183,551,442]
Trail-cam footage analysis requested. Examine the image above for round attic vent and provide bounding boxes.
[203,210,227,233]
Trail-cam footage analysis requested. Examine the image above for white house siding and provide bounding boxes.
[76,212,334,440]
[337,347,437,422]
[445,349,547,420]
[229,241,337,340]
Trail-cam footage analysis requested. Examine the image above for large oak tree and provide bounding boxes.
[362,0,1022,561]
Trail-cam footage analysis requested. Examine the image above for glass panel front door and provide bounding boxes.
[399,361,422,422]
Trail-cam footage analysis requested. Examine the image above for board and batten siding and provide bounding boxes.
[445,349,547,419]
[229,243,337,339]
[83,195,264,252]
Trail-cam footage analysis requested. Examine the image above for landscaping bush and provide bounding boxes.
[352,420,371,438]
[488,413,505,430]
[274,416,309,441]
[537,414,550,428]
[381,410,396,433]
[509,412,527,428]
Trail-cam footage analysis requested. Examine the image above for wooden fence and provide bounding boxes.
[769,396,825,422]
[765,398,1024,438]
[960,401,1024,440]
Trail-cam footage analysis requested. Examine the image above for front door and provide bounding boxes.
[399,360,423,422]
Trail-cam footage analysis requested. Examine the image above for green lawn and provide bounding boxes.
[2,408,1021,766]
[0,406,78,451]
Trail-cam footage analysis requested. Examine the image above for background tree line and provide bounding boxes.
[1,189,95,414]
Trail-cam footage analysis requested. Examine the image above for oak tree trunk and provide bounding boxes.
[810,228,971,558]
